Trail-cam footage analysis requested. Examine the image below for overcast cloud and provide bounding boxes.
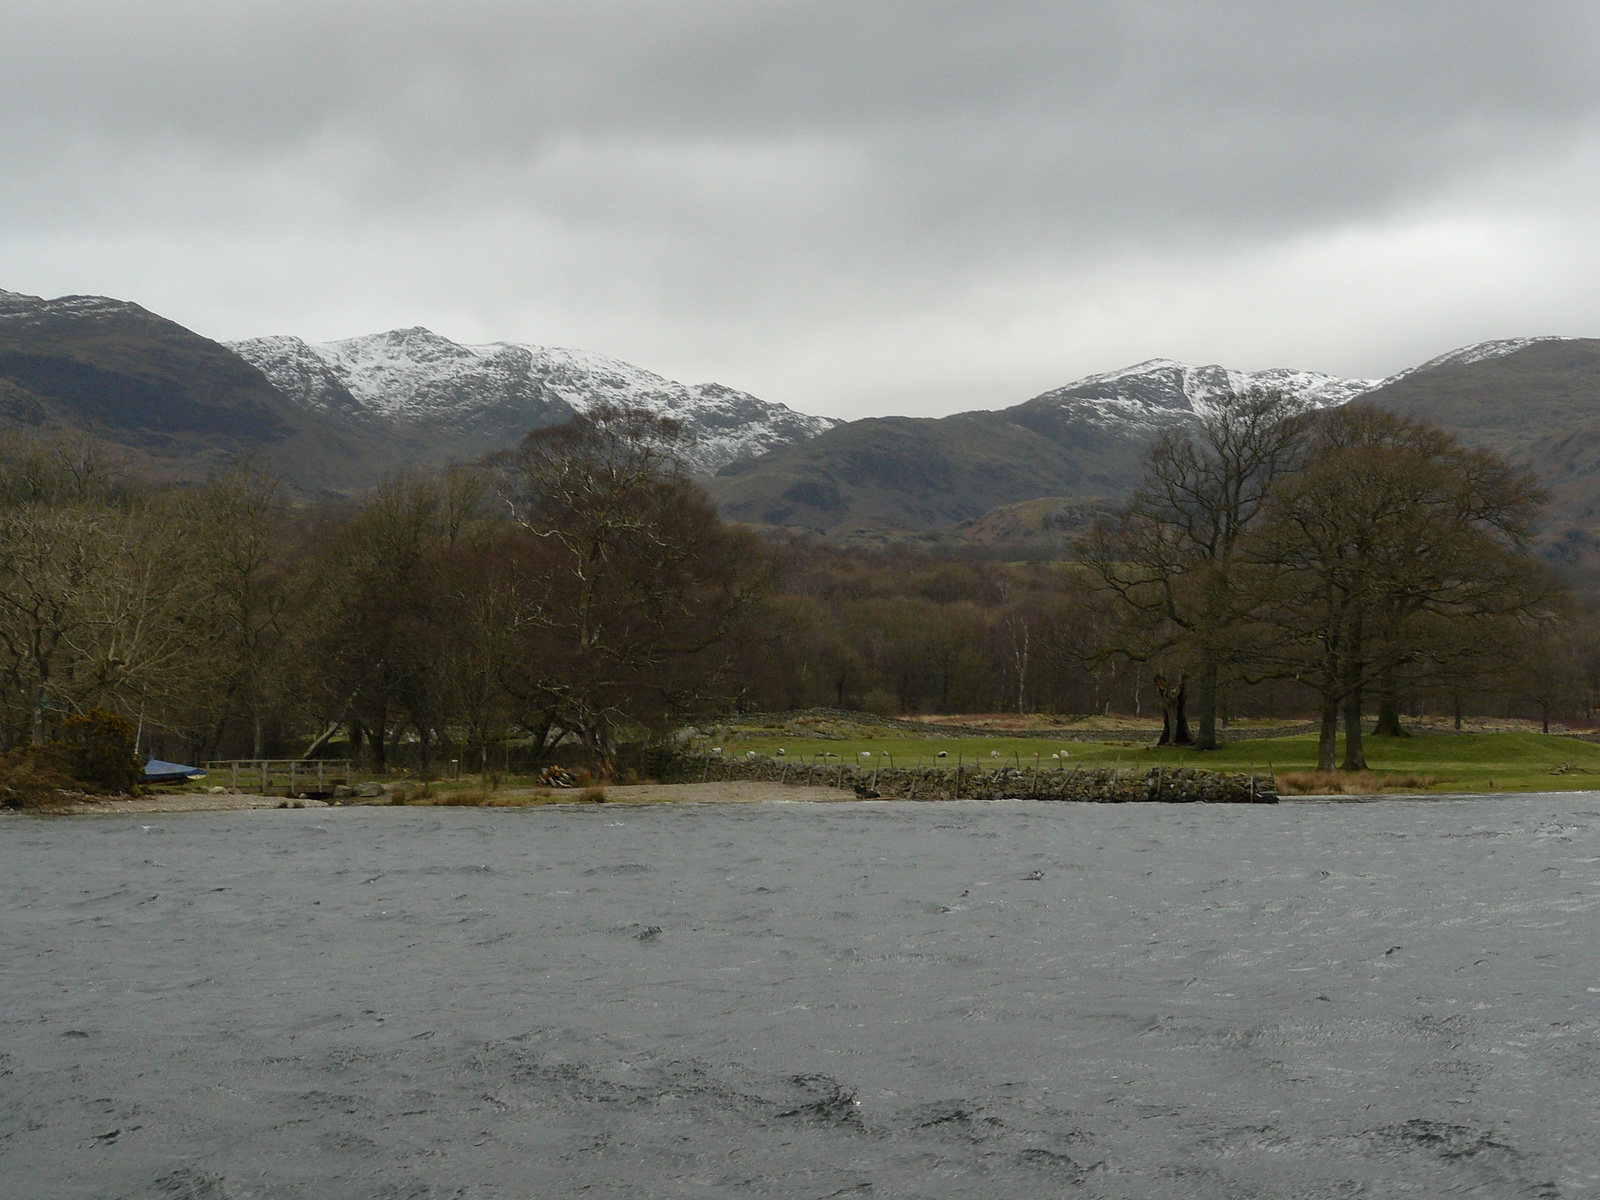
[4,1,1600,417]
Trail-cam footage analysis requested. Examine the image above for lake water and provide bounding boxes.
[3,797,1599,1198]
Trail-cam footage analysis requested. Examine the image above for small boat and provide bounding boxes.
[143,759,207,785]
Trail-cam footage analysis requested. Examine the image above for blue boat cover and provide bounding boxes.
[144,759,206,783]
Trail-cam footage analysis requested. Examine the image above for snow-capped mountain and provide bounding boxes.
[1378,336,1573,384]
[0,288,144,324]
[228,326,835,474]
[1021,358,1381,433]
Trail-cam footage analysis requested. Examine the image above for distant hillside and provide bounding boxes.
[0,289,837,492]
[953,496,1118,546]
[0,289,391,492]
[1358,337,1600,569]
[709,359,1371,537]
[230,326,834,474]
[7,283,1595,565]
[711,412,1115,534]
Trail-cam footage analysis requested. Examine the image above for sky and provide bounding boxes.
[4,1,1600,420]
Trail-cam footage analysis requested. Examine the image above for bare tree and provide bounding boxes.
[1080,387,1312,749]
[490,404,770,772]
[0,504,118,744]
[1248,406,1552,770]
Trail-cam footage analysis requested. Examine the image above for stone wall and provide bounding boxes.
[652,752,1277,804]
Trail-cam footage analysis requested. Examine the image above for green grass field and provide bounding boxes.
[709,729,1600,794]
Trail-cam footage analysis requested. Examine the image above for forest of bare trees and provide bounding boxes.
[0,396,1592,776]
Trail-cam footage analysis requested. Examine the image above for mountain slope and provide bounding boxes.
[713,412,1107,533]
[1013,358,1374,435]
[710,358,1376,536]
[1358,336,1600,567]
[1357,337,1585,445]
[229,327,835,474]
[0,289,387,490]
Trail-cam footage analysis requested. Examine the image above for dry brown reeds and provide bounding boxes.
[434,789,490,806]
[1278,770,1437,795]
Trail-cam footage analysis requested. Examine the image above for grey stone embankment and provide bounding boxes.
[655,753,1277,803]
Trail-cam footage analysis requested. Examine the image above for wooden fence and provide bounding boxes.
[204,759,354,795]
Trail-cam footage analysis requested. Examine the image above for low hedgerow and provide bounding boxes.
[0,708,142,808]
[59,709,142,793]
[0,748,80,809]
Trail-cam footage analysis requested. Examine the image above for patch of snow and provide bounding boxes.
[229,327,836,473]
[0,290,150,323]
[1379,337,1572,385]
[1026,359,1381,434]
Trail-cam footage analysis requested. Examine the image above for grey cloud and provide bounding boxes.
[3,1,1600,414]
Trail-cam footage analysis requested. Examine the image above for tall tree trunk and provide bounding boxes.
[1318,693,1339,771]
[1339,612,1366,770]
[1171,676,1192,746]
[1010,618,1029,714]
[30,684,46,747]
[1155,674,1191,746]
[371,705,388,771]
[1341,687,1367,770]
[1194,660,1219,751]
[1372,670,1408,737]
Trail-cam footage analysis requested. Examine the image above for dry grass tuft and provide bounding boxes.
[434,789,490,806]
[1279,770,1437,795]
[578,786,608,804]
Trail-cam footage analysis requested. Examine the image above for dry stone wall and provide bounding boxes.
[653,752,1277,804]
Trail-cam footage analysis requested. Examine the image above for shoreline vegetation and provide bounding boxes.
[12,711,1600,814]
[3,399,1594,800]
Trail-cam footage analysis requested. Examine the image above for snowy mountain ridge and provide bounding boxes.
[1024,357,1380,433]
[228,326,837,474]
[1383,336,1574,382]
[228,323,1573,475]
[1019,338,1570,434]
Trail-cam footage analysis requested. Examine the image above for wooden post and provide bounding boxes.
[260,761,268,793]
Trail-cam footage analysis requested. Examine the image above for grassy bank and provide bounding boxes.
[708,729,1600,794]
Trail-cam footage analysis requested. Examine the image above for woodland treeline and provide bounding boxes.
[0,394,1593,775]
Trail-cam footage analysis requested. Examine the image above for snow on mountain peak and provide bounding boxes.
[228,327,835,473]
[1386,337,1572,381]
[1027,358,1380,433]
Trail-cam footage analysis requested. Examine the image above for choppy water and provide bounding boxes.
[3,798,1599,1199]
